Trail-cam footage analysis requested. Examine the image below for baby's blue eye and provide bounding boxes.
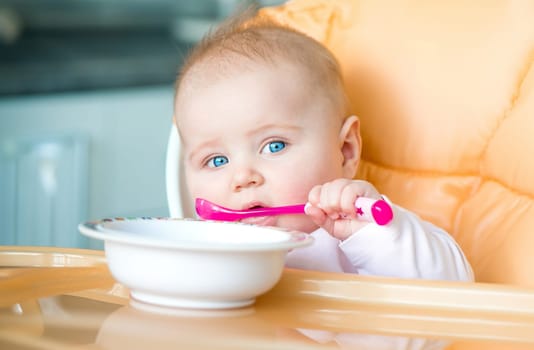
[207,155,228,168]
[262,141,286,154]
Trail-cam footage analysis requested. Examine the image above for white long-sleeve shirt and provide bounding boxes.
[285,199,474,281]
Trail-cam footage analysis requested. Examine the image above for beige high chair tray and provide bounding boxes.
[2,246,534,350]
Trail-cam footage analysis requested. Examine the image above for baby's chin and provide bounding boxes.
[239,214,316,234]
[274,215,317,234]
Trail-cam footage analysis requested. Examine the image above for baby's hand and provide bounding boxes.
[305,179,382,240]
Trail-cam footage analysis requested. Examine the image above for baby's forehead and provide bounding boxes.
[176,59,318,121]
[186,54,295,82]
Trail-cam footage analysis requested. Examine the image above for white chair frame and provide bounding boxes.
[165,124,194,218]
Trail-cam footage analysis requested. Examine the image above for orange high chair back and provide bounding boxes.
[255,0,534,287]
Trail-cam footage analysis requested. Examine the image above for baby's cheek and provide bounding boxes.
[287,178,324,203]
[279,184,312,206]
[187,175,216,202]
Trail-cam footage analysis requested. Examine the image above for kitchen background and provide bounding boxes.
[0,0,285,249]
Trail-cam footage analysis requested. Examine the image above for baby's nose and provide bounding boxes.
[231,167,264,192]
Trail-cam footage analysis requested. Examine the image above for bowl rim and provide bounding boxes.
[78,217,313,252]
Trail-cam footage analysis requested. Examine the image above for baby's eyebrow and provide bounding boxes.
[245,123,302,137]
[185,139,220,162]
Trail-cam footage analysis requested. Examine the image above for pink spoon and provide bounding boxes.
[195,197,393,226]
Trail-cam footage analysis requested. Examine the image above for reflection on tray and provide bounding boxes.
[96,302,447,350]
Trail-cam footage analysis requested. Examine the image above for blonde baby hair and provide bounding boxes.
[174,6,350,119]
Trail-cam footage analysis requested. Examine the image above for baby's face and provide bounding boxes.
[175,61,347,233]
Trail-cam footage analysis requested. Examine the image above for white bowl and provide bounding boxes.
[78,218,312,310]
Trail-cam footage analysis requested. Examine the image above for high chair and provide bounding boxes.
[167,0,534,288]
[257,0,534,289]
[166,123,193,219]
[167,1,534,345]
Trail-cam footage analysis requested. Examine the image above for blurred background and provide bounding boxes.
[0,0,286,249]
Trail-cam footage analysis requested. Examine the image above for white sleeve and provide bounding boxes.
[339,198,474,281]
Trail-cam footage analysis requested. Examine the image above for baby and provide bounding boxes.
[173,10,473,282]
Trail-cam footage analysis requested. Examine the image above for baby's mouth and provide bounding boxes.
[239,204,277,226]
[240,206,265,222]
[241,201,266,211]
[248,205,263,210]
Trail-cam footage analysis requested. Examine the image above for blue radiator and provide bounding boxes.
[0,135,88,247]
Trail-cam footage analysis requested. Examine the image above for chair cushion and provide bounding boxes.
[260,0,534,287]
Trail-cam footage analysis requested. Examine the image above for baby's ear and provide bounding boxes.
[338,115,362,178]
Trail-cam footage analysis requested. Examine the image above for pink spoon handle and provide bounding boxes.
[195,197,393,225]
[234,204,306,218]
[353,197,394,226]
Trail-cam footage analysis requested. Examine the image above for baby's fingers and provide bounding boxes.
[307,184,323,206]
[310,179,359,218]
[304,202,335,234]
[304,202,327,226]
[339,185,364,218]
